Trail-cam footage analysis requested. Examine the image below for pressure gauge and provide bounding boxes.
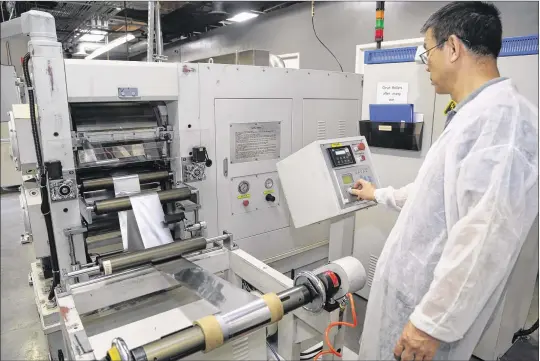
[264,178,274,189]
[238,181,250,194]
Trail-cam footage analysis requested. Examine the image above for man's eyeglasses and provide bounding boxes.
[419,39,447,65]
[419,37,471,65]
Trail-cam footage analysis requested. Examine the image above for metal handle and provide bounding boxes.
[223,157,228,177]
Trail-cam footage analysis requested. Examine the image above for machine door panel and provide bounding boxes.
[215,99,292,241]
[302,99,360,145]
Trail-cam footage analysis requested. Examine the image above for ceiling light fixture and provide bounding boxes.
[86,33,135,60]
[80,34,105,42]
[226,12,259,22]
[79,29,108,42]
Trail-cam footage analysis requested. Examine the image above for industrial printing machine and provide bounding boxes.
[1,11,379,360]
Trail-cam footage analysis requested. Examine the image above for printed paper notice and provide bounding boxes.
[376,82,409,104]
[230,122,281,164]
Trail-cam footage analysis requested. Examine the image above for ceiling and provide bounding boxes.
[1,1,299,59]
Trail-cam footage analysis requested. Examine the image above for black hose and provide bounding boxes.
[22,53,60,300]
[513,319,539,343]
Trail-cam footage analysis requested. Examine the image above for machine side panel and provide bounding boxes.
[196,64,363,267]
[65,60,179,102]
[214,98,292,240]
[29,39,87,275]
[302,99,360,146]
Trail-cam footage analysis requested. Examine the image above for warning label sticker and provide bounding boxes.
[230,122,281,164]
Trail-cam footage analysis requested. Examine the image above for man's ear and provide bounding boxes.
[447,34,461,63]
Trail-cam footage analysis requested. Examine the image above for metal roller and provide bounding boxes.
[65,235,231,279]
[99,237,208,275]
[81,171,171,191]
[93,188,192,214]
[112,286,313,361]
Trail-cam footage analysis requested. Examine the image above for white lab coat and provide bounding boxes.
[358,79,539,360]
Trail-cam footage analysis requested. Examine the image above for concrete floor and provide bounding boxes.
[0,190,538,360]
[1,191,49,360]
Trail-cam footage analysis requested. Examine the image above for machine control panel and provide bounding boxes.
[277,136,379,228]
[230,173,280,215]
[321,139,379,210]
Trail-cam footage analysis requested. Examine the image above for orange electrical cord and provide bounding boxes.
[313,293,357,360]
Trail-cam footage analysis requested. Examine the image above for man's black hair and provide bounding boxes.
[421,2,503,58]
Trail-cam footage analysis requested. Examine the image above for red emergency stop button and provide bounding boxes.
[243,200,250,207]
[357,143,365,151]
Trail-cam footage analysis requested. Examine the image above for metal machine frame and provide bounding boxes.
[56,239,354,361]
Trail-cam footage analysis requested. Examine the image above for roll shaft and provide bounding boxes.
[134,326,205,361]
[127,285,313,361]
[82,171,171,191]
[99,237,207,274]
[93,188,191,214]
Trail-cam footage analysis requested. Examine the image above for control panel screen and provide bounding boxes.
[327,146,356,168]
[342,174,354,184]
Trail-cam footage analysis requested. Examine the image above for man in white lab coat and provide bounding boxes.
[352,2,538,360]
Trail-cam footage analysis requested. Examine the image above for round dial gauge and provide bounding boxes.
[265,178,274,189]
[238,181,250,194]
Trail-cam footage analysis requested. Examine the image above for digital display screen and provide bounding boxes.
[342,174,353,184]
[327,145,356,168]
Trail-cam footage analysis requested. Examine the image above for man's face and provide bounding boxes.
[423,28,451,94]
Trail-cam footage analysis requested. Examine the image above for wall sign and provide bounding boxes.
[376,82,409,104]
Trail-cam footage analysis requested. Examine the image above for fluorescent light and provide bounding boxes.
[227,12,259,22]
[86,34,135,60]
[80,34,105,42]
[79,30,108,42]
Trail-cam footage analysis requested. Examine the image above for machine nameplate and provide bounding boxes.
[230,122,281,164]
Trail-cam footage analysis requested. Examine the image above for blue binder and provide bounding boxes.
[369,104,414,123]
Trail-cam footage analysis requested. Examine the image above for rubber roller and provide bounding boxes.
[82,171,171,191]
[99,237,207,275]
[93,188,191,214]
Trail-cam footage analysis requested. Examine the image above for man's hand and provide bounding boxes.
[393,321,440,361]
[349,178,376,201]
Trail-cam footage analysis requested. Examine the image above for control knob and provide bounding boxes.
[265,194,276,202]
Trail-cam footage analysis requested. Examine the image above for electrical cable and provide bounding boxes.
[513,319,539,343]
[23,53,60,301]
[300,347,323,360]
[300,342,323,357]
[311,1,343,72]
[313,293,357,360]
